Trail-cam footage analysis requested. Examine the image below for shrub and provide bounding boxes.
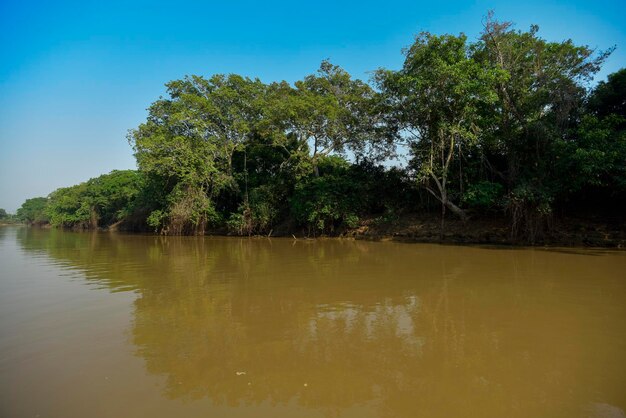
[462,181,504,210]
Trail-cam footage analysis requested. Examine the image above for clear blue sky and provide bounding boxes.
[1,0,624,212]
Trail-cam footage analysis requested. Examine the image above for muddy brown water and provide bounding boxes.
[1,226,625,418]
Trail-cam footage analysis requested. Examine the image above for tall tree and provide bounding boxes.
[588,68,626,120]
[555,68,626,206]
[45,170,144,229]
[376,33,499,233]
[16,197,49,224]
[474,13,611,239]
[128,74,268,234]
[273,61,386,175]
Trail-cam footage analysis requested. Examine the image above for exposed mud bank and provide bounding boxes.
[342,214,625,248]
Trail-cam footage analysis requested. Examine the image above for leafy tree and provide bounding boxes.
[128,74,268,234]
[45,170,143,229]
[16,197,49,224]
[474,13,611,240]
[88,170,144,226]
[588,68,626,120]
[273,61,388,176]
[376,32,499,233]
[461,181,504,211]
[555,69,626,211]
[290,156,363,235]
[226,185,281,235]
[0,208,7,220]
[46,183,92,228]
[226,130,305,235]
[559,115,626,193]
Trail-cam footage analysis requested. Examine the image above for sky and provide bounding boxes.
[1,0,624,212]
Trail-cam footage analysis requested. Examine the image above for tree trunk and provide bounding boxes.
[444,199,468,222]
[425,184,469,234]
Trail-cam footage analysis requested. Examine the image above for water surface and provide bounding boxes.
[1,226,625,417]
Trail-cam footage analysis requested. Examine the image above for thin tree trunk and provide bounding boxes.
[313,136,320,177]
[444,199,468,222]
[425,186,469,224]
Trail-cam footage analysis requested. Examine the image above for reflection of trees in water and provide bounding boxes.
[16,228,626,418]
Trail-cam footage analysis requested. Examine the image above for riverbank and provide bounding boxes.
[0,221,24,227]
[226,213,626,248]
[18,214,626,248]
[342,214,626,248]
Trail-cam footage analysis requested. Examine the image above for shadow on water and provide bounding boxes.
[14,227,626,418]
[390,240,626,257]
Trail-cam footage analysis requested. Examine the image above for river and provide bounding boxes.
[1,226,625,417]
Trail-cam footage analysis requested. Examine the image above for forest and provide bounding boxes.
[13,16,626,243]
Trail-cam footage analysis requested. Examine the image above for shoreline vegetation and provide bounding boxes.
[4,216,624,248]
[11,15,626,247]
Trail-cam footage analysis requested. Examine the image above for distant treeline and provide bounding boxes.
[16,15,626,241]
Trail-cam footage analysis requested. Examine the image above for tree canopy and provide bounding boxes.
[16,15,626,242]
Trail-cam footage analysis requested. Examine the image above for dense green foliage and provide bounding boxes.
[16,171,143,229]
[17,16,626,241]
[46,170,144,229]
[16,197,49,224]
